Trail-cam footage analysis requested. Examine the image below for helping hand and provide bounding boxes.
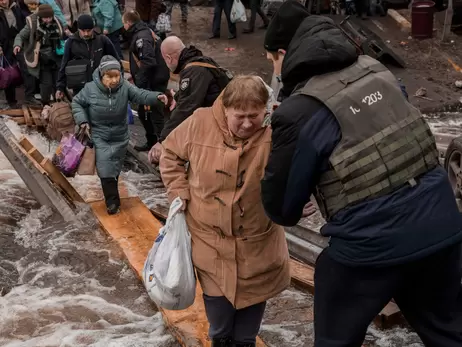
[13,46,20,55]
[55,91,64,100]
[158,94,168,106]
[148,142,163,164]
[301,202,317,218]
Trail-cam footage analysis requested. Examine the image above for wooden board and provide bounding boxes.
[91,197,266,347]
[10,117,25,125]
[18,137,85,203]
[29,107,45,127]
[22,106,33,126]
[1,108,23,116]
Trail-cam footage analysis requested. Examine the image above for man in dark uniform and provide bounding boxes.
[123,10,170,151]
[148,35,231,163]
[261,2,462,347]
[56,14,119,99]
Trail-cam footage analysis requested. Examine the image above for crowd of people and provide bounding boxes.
[2,0,462,346]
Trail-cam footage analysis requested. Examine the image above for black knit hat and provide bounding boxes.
[77,14,95,30]
[37,4,54,18]
[264,0,310,52]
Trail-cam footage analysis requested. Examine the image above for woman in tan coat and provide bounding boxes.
[160,76,291,347]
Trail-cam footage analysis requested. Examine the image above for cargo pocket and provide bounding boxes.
[190,227,219,276]
[236,224,287,280]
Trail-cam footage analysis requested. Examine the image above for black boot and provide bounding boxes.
[212,337,232,347]
[100,177,121,215]
[107,204,120,215]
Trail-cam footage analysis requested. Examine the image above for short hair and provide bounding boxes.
[222,76,269,111]
[122,10,140,23]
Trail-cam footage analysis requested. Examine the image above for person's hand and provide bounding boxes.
[103,29,109,35]
[80,122,90,132]
[157,94,168,105]
[55,90,64,100]
[180,198,187,211]
[0,46,3,56]
[148,142,163,164]
[13,46,20,55]
[301,202,317,218]
[64,28,72,37]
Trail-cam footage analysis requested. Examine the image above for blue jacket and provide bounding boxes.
[261,16,462,267]
[92,0,123,34]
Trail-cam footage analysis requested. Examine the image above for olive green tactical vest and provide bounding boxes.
[294,55,439,221]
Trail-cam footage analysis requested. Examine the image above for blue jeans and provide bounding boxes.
[212,0,236,36]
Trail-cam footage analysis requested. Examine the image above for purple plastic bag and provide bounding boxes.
[52,133,86,177]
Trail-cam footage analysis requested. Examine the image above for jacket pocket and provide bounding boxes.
[236,223,288,280]
[190,226,219,276]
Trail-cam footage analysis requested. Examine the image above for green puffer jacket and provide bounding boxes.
[72,67,162,178]
[92,0,123,34]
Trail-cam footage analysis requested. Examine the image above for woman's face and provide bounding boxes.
[225,106,266,139]
[27,2,38,12]
[101,69,121,89]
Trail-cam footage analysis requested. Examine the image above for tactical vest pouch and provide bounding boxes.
[184,62,233,90]
[65,59,91,90]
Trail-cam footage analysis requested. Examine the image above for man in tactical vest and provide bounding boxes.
[122,10,170,152]
[56,14,119,99]
[261,2,462,346]
[148,35,232,164]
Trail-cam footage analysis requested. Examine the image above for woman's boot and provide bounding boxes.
[100,177,121,215]
[212,337,232,347]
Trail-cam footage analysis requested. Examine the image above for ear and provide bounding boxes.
[277,49,286,56]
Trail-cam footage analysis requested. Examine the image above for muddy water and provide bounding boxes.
[0,120,178,346]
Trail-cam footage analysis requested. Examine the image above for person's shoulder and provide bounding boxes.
[273,94,327,125]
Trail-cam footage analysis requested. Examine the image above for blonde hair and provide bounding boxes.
[222,75,269,111]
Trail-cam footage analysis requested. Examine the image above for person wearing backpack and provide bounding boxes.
[148,35,232,164]
[56,14,119,99]
[122,9,170,152]
[92,0,123,59]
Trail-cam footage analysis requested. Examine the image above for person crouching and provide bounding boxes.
[72,55,168,215]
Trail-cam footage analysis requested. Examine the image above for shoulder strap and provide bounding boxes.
[132,29,157,68]
[184,62,218,70]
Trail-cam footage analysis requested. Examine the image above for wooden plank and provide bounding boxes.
[22,106,33,126]
[29,107,45,127]
[18,137,85,203]
[289,259,405,330]
[10,117,25,125]
[121,60,130,73]
[91,197,266,347]
[0,119,77,222]
[1,108,24,116]
[84,178,129,203]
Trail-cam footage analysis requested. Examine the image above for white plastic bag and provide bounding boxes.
[156,13,172,33]
[142,197,196,310]
[230,0,247,23]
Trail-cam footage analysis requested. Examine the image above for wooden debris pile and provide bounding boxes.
[1,106,46,128]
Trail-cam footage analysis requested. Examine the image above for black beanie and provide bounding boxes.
[37,4,54,18]
[264,0,310,52]
[77,14,95,30]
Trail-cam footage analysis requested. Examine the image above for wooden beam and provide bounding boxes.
[29,107,45,127]
[91,197,266,347]
[1,108,24,116]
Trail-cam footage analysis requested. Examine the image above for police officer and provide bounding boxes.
[56,14,119,99]
[122,9,170,152]
[261,2,462,346]
[148,35,231,163]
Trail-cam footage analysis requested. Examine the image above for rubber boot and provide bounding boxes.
[212,337,232,347]
[100,177,121,215]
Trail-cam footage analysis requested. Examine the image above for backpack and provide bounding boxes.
[183,61,233,91]
[46,102,76,141]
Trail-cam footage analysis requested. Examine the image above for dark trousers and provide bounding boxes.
[106,29,123,60]
[247,0,269,30]
[203,294,266,344]
[138,104,164,147]
[354,0,368,15]
[39,60,59,105]
[212,0,236,36]
[100,177,120,208]
[18,53,36,100]
[314,245,462,347]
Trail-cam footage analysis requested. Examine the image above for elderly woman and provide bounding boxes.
[160,76,290,347]
[72,55,167,215]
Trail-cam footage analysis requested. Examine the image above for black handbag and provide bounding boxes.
[65,59,92,90]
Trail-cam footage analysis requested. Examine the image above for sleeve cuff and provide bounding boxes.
[168,189,190,203]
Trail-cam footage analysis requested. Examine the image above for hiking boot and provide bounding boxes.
[212,337,232,347]
[134,143,152,151]
[107,204,120,215]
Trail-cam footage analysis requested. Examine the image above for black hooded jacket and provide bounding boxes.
[261,16,462,267]
[126,21,169,91]
[159,46,228,142]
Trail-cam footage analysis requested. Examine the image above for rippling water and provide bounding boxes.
[0,120,177,347]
